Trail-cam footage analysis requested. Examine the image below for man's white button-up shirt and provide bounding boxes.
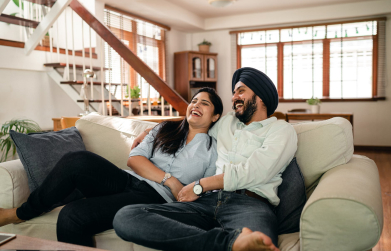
[209,112,298,206]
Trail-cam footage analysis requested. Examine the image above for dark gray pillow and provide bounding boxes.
[276,157,307,235]
[10,127,86,192]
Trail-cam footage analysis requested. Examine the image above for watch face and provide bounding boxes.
[165,173,171,179]
[193,185,203,195]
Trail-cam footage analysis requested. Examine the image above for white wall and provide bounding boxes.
[0,68,82,130]
[186,16,391,146]
[166,28,191,88]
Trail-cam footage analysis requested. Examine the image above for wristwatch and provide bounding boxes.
[160,173,171,186]
[193,180,204,196]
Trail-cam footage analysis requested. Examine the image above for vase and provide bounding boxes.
[310,105,320,113]
[198,44,210,53]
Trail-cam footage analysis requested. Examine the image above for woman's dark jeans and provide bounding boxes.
[16,151,166,247]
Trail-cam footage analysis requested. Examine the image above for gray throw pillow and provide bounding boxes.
[276,157,307,235]
[10,127,86,192]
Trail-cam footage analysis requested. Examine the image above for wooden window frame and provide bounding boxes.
[235,17,386,102]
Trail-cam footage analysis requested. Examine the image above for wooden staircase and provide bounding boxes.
[0,0,188,116]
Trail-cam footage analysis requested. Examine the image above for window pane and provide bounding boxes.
[137,43,160,99]
[281,26,325,42]
[241,45,278,87]
[104,10,133,32]
[327,24,343,39]
[327,21,377,39]
[137,21,161,40]
[283,42,323,99]
[266,30,279,43]
[330,39,373,98]
[238,30,279,45]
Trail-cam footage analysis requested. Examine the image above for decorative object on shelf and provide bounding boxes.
[306,97,322,113]
[0,119,41,162]
[41,33,52,47]
[198,39,212,53]
[208,0,235,8]
[79,69,96,117]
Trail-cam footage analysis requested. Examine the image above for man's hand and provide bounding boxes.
[177,182,199,202]
[131,128,151,150]
[165,177,184,200]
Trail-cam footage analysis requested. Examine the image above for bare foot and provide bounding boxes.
[232,227,280,251]
[0,208,24,227]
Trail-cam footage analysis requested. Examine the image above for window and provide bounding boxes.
[104,6,167,101]
[234,19,385,100]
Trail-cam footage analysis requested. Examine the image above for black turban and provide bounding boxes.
[232,67,278,117]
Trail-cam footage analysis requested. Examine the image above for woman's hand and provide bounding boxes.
[165,177,184,200]
[177,182,199,202]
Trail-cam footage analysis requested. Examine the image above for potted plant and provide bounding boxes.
[306,97,322,113]
[0,118,41,162]
[198,39,212,53]
[130,86,141,100]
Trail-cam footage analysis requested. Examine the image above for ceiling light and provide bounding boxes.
[208,0,235,8]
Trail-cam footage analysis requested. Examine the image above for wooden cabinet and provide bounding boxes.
[174,51,218,102]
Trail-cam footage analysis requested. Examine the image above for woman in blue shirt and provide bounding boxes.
[0,87,223,247]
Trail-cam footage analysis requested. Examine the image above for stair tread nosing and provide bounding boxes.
[0,14,39,28]
[61,81,126,86]
[44,63,110,71]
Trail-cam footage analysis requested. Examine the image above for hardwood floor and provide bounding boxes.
[354,150,391,251]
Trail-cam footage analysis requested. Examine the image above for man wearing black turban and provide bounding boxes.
[122,68,298,251]
[231,67,279,124]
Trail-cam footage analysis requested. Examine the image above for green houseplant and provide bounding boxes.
[198,39,212,53]
[125,86,141,99]
[130,86,141,99]
[306,97,322,113]
[0,119,41,162]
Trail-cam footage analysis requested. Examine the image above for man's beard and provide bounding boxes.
[233,94,258,124]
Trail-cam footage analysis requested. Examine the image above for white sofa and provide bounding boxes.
[0,113,383,251]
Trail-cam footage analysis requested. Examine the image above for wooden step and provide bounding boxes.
[44,63,109,71]
[61,81,126,86]
[24,0,56,7]
[77,99,121,103]
[0,14,39,28]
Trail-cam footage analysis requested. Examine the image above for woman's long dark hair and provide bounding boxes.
[151,87,223,156]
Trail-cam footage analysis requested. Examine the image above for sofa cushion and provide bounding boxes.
[75,113,157,170]
[276,157,306,235]
[9,127,86,192]
[292,117,354,189]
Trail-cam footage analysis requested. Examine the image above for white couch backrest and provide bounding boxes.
[76,114,354,190]
[76,113,157,170]
[292,117,354,188]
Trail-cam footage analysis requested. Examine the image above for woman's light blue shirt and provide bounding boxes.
[127,125,218,203]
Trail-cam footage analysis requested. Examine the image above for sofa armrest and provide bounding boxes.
[0,160,30,209]
[300,155,383,251]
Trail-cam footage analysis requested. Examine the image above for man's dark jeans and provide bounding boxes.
[114,190,278,251]
[16,151,166,247]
